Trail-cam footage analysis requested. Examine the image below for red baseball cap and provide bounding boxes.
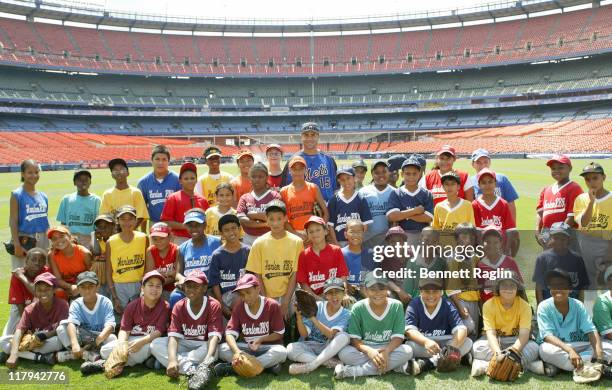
[481,224,504,240]
[436,145,456,157]
[289,156,307,168]
[47,225,70,240]
[180,162,197,176]
[34,272,57,287]
[304,215,326,230]
[142,270,165,284]
[477,168,496,182]
[150,222,171,238]
[184,270,208,285]
[546,154,571,167]
[233,273,260,293]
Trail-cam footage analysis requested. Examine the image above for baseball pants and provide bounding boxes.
[539,340,612,371]
[287,332,350,368]
[407,334,473,362]
[218,342,287,368]
[0,334,63,360]
[100,336,152,367]
[56,323,117,349]
[151,337,218,374]
[338,342,413,376]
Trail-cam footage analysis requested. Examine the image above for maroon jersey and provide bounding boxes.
[120,296,170,336]
[17,298,69,333]
[296,244,349,295]
[536,181,583,229]
[167,297,223,341]
[226,296,284,344]
[236,190,281,236]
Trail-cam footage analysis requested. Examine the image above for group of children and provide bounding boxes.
[3,141,612,385]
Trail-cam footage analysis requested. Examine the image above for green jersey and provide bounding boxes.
[593,291,612,337]
[347,298,405,346]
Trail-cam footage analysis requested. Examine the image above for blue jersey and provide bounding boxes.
[179,235,222,277]
[65,294,115,332]
[359,184,394,241]
[533,249,589,301]
[137,171,181,222]
[387,186,434,232]
[342,246,376,285]
[282,151,337,202]
[327,192,373,242]
[537,297,596,343]
[208,244,250,294]
[302,301,351,343]
[405,296,465,336]
[56,192,101,235]
[13,187,49,234]
[469,172,519,202]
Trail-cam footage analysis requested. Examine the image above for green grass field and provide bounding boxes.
[0,158,611,389]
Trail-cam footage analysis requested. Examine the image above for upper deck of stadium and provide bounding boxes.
[0,0,611,76]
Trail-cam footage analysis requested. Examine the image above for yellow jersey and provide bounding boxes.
[574,192,612,240]
[100,186,149,220]
[108,231,147,283]
[482,296,532,337]
[195,172,233,207]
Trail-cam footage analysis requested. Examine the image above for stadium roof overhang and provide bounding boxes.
[0,0,594,33]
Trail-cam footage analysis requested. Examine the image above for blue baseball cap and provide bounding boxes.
[371,159,389,171]
[387,155,407,172]
[184,210,206,224]
[409,153,427,169]
[336,167,355,178]
[471,148,490,162]
[401,157,421,170]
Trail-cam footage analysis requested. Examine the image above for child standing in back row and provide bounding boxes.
[100,158,149,228]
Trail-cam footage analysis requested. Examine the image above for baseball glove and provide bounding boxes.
[104,341,129,379]
[573,362,603,384]
[231,352,263,378]
[18,333,44,352]
[78,328,98,351]
[188,356,216,390]
[295,288,318,318]
[437,345,461,372]
[486,347,523,382]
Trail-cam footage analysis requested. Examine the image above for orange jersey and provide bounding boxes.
[280,182,318,230]
[230,175,253,204]
[51,244,88,283]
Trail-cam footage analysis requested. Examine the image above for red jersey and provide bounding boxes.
[536,181,583,229]
[226,296,285,344]
[236,190,281,236]
[160,191,209,238]
[8,266,49,305]
[120,296,170,336]
[17,298,69,333]
[424,170,472,206]
[477,255,523,302]
[167,297,223,341]
[296,244,349,295]
[268,174,282,192]
[472,196,516,231]
[149,243,178,292]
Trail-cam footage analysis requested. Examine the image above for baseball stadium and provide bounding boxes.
[0,0,611,388]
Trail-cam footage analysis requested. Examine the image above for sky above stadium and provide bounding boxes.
[101,0,481,20]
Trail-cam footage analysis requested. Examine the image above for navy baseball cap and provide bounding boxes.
[387,155,407,172]
[301,122,320,133]
[549,222,571,237]
[108,158,128,171]
[409,154,427,170]
[440,171,461,184]
[401,157,421,170]
[336,167,355,178]
[371,159,389,171]
[580,162,605,176]
[73,168,91,181]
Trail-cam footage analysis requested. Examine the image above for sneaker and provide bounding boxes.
[56,351,76,363]
[0,352,9,364]
[543,362,558,377]
[80,359,105,375]
[288,363,313,375]
[213,362,234,377]
[184,363,197,377]
[602,364,612,380]
[333,363,363,380]
[461,351,473,367]
[34,352,56,365]
[144,356,161,370]
[82,350,101,362]
[322,357,342,369]
[188,363,214,390]
[406,359,434,376]
[470,358,488,377]
[265,363,282,375]
[526,360,545,376]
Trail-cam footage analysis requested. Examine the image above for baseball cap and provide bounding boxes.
[116,205,137,218]
[34,272,56,287]
[440,171,461,184]
[266,144,283,154]
[108,158,128,171]
[236,150,254,161]
[363,272,388,288]
[549,221,571,237]
[150,222,171,238]
[218,214,241,232]
[304,215,326,230]
[323,277,345,294]
[301,122,320,133]
[481,225,503,240]
[386,225,408,239]
[288,156,307,168]
[142,270,165,284]
[233,273,260,292]
[76,271,99,286]
[470,148,490,162]
[203,146,222,159]
[604,265,612,282]
[546,154,571,167]
[352,160,367,170]
[94,214,115,224]
[265,199,286,214]
[47,225,70,239]
[184,270,208,285]
[409,153,427,170]
[371,159,389,171]
[336,166,355,178]
[387,155,407,172]
[545,268,572,287]
[184,210,206,224]
[401,156,421,170]
[418,278,443,289]
[477,168,496,182]
[436,145,456,157]
[179,162,197,177]
[73,168,91,181]
[580,162,605,176]
[494,270,523,289]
